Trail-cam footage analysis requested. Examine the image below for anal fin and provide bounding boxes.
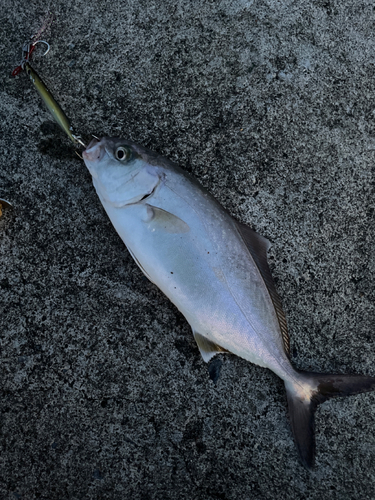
[193,331,228,363]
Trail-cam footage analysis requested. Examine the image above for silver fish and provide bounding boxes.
[83,137,375,468]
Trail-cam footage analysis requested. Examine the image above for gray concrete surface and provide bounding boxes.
[1,0,375,498]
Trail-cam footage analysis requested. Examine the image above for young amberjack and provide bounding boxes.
[83,137,375,468]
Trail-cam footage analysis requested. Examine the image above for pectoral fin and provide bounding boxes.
[193,331,228,363]
[143,205,190,233]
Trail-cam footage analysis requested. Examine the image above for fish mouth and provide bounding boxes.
[86,137,100,149]
[82,138,105,163]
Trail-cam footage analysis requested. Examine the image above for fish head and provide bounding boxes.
[82,137,161,207]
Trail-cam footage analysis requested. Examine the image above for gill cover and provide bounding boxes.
[83,138,160,207]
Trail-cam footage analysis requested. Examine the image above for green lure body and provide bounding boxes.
[24,62,78,144]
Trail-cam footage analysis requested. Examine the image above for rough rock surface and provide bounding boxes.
[1,0,375,498]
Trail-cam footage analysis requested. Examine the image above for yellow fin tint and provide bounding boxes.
[193,331,228,363]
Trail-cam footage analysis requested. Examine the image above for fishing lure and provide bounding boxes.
[12,22,86,148]
[23,61,85,147]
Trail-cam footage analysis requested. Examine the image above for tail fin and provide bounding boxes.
[285,371,375,468]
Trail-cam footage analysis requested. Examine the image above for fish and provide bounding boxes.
[82,136,375,468]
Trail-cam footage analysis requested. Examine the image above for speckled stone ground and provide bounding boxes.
[1,0,375,498]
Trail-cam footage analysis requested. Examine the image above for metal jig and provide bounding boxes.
[24,62,86,147]
[12,31,87,149]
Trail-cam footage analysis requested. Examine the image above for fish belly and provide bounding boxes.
[100,178,292,380]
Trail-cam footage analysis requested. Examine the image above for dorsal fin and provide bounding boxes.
[234,220,290,358]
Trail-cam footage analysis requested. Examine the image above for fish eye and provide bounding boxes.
[115,146,131,161]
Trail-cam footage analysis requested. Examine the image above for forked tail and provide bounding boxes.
[285,371,375,468]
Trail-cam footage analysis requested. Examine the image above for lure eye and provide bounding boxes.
[115,146,131,161]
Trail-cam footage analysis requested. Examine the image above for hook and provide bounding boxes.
[72,134,87,148]
[32,40,50,57]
